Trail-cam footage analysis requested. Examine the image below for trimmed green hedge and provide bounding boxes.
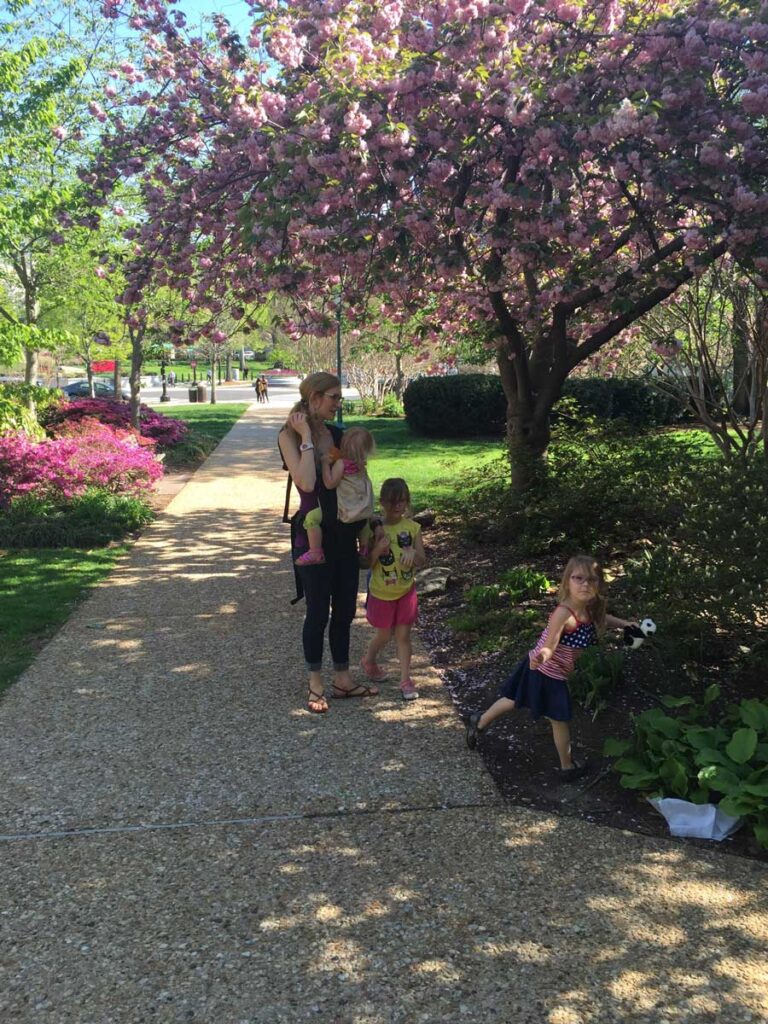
[561,377,686,427]
[403,373,685,437]
[403,374,506,437]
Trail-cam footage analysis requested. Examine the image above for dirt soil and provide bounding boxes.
[417,522,768,865]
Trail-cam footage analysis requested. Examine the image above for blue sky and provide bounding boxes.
[172,0,254,33]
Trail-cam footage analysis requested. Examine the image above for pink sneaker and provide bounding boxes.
[400,678,419,701]
[295,549,325,566]
[360,657,388,682]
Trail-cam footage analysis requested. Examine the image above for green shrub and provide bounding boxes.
[466,568,552,610]
[560,377,686,427]
[605,687,768,848]
[0,382,62,439]
[623,456,768,639]
[568,647,624,720]
[161,430,219,470]
[402,374,684,439]
[447,605,541,654]
[403,374,506,437]
[379,392,404,417]
[455,419,699,553]
[0,488,154,548]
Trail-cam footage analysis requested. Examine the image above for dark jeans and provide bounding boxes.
[296,522,359,671]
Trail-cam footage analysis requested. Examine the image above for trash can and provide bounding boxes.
[188,386,198,403]
[196,383,208,402]
[232,368,240,381]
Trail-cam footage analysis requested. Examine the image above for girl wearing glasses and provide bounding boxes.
[465,554,635,780]
[279,372,378,713]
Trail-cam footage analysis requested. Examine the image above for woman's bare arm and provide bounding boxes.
[279,413,315,492]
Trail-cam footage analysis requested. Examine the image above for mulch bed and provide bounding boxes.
[417,522,768,864]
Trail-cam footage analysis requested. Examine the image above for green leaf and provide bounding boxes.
[752,821,768,849]
[694,747,733,768]
[718,795,752,817]
[741,782,768,798]
[659,757,690,797]
[603,737,631,757]
[703,683,721,706]
[726,727,758,765]
[697,765,741,792]
[684,727,719,750]
[659,695,695,708]
[619,773,659,790]
[737,700,768,734]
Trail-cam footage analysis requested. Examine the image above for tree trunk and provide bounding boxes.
[495,321,564,493]
[732,299,751,417]
[505,400,552,494]
[394,351,405,400]
[24,346,38,386]
[129,326,144,429]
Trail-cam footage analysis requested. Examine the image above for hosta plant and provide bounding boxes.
[605,687,768,848]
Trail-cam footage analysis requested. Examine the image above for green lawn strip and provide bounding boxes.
[0,547,128,694]
[343,416,502,509]
[151,403,250,469]
[152,402,250,434]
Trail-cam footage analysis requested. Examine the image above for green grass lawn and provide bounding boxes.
[344,416,503,508]
[153,403,250,469]
[0,547,127,695]
[0,404,250,695]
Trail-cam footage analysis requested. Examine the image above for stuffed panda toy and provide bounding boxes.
[623,618,657,649]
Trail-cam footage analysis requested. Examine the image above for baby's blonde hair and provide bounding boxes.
[557,554,607,634]
[340,426,376,466]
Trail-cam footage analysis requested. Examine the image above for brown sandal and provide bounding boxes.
[307,687,328,713]
[330,683,379,699]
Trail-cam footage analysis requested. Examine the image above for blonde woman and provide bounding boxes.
[278,372,379,713]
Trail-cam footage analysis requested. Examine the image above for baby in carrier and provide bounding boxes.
[295,426,376,566]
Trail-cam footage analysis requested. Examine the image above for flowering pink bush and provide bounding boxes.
[44,398,188,447]
[0,424,163,509]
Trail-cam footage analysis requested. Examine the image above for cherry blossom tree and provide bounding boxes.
[89,0,768,488]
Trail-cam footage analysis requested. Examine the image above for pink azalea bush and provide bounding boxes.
[44,398,188,447]
[0,423,163,509]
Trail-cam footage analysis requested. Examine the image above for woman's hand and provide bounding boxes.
[289,411,311,443]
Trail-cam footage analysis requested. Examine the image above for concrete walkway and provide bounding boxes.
[1,403,766,1024]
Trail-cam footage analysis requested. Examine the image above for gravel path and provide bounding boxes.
[1,403,766,1023]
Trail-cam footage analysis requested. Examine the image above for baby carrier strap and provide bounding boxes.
[281,423,344,604]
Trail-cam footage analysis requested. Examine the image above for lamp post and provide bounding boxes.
[335,290,343,425]
[160,343,172,402]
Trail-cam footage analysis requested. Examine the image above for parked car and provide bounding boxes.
[61,379,131,401]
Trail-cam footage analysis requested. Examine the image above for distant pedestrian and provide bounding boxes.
[260,375,269,403]
[243,366,249,380]
[254,376,265,403]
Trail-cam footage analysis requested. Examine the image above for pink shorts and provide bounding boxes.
[366,588,419,629]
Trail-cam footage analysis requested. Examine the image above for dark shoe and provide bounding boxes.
[465,712,481,750]
[559,760,589,783]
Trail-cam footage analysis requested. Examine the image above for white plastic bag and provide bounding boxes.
[649,797,743,841]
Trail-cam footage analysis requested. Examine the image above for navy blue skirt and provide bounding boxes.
[498,656,573,722]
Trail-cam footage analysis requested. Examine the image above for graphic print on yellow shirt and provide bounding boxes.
[369,518,421,601]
